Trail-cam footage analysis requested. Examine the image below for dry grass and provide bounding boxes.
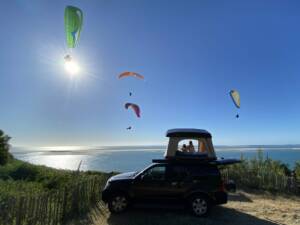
[68,191,300,225]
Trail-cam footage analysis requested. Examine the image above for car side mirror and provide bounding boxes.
[135,174,144,182]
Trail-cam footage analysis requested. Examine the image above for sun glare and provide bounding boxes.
[64,60,80,76]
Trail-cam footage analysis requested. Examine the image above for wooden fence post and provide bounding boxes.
[15,196,24,225]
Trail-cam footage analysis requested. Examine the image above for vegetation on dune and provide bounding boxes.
[0,161,65,200]
[225,150,299,194]
[295,161,300,180]
[0,159,112,197]
[0,130,12,166]
[0,159,112,225]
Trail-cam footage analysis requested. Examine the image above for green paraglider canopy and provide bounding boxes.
[64,6,83,49]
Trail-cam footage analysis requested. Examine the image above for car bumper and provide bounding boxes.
[213,191,227,205]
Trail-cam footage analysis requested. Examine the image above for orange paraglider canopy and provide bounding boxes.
[118,72,144,80]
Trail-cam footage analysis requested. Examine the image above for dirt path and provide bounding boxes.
[69,191,300,225]
[227,192,300,225]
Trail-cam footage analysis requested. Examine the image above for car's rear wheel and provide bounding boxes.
[108,194,129,213]
[189,194,210,217]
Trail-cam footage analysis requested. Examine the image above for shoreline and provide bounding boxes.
[11,148,300,172]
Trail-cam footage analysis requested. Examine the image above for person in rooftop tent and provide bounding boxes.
[181,144,188,153]
[188,141,195,153]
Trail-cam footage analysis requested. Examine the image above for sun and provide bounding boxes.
[64,59,80,76]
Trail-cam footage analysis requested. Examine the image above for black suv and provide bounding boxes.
[102,160,232,217]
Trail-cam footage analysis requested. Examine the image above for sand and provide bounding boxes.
[68,191,300,225]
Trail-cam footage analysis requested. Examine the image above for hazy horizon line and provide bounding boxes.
[11,143,300,150]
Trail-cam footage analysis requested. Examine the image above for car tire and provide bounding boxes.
[108,194,129,213]
[189,194,210,217]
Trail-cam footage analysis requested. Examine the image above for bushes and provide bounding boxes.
[0,158,113,196]
[225,150,299,193]
[0,130,11,166]
[9,163,40,180]
[0,159,82,192]
[295,161,300,180]
[0,180,45,198]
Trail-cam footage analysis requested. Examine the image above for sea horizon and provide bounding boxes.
[12,144,300,172]
[11,144,300,153]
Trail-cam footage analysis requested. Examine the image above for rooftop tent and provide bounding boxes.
[166,129,212,138]
[164,129,216,159]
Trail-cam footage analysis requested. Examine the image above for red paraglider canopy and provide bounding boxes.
[125,103,141,118]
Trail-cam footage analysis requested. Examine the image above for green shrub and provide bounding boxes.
[295,161,300,180]
[226,150,295,193]
[0,180,44,198]
[9,163,40,180]
[0,130,11,166]
[0,159,114,197]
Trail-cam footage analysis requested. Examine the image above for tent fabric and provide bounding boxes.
[166,129,212,138]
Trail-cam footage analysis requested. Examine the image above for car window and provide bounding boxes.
[177,139,208,155]
[167,166,190,181]
[178,139,198,153]
[189,165,219,177]
[143,165,166,181]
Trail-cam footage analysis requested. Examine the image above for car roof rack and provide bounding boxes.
[152,157,216,164]
[152,157,240,165]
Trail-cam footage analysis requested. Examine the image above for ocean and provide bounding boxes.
[12,145,300,173]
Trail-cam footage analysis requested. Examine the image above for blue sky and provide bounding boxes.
[1,0,300,147]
